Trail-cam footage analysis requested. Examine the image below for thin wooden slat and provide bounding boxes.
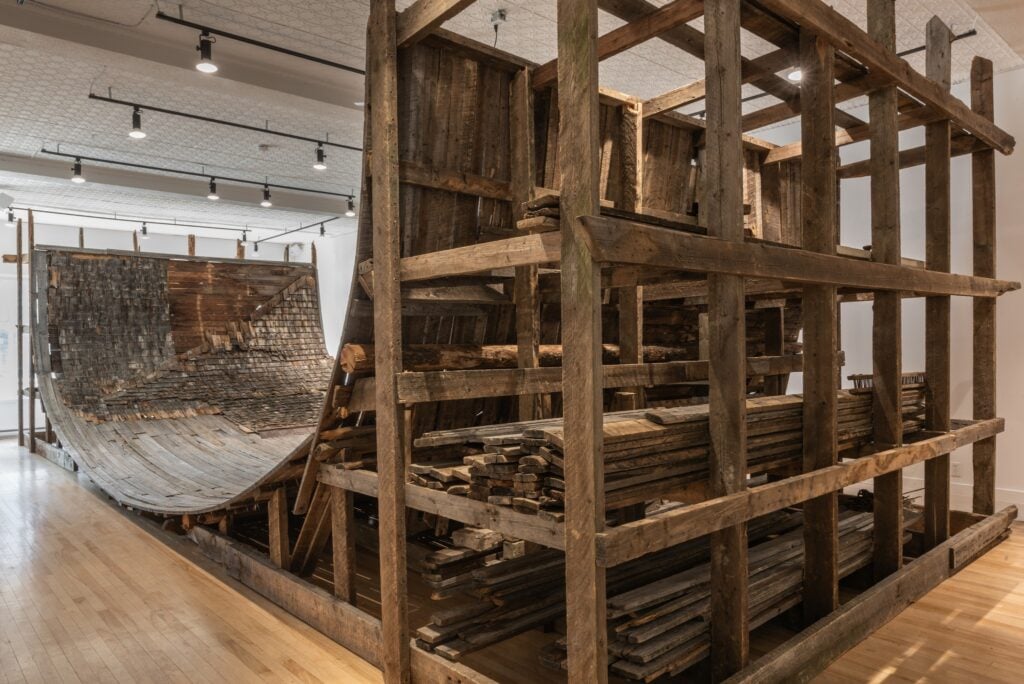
[578,216,1019,297]
[704,0,748,676]
[868,0,903,582]
[16,218,23,447]
[619,100,645,407]
[331,486,357,604]
[268,487,290,568]
[558,0,607,678]
[799,28,838,624]
[368,1,409,681]
[923,16,953,550]
[972,56,997,516]
[28,210,35,455]
[596,418,1005,567]
[756,0,1014,154]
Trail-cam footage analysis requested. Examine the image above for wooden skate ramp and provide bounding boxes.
[30,247,334,515]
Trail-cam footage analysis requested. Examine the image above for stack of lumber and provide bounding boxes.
[412,385,926,515]
[416,508,909,678]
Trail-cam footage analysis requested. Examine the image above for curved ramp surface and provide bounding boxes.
[31,248,333,515]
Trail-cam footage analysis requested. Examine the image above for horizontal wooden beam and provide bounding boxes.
[398,231,560,282]
[597,417,1004,567]
[756,0,1014,154]
[396,0,477,47]
[580,216,1020,297]
[319,466,566,550]
[399,160,513,200]
[837,134,987,179]
[395,354,803,403]
[723,505,1017,683]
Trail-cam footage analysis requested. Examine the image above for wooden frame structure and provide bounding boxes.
[303,1,1024,684]
[304,1,1021,682]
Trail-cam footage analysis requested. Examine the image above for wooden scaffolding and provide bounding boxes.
[287,0,1020,682]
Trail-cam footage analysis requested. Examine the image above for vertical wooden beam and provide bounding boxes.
[27,210,36,455]
[77,226,84,249]
[799,28,839,624]
[557,0,606,680]
[16,218,23,447]
[618,101,645,407]
[132,230,140,252]
[368,1,409,681]
[236,239,245,259]
[923,17,953,549]
[331,486,357,604]
[311,242,318,266]
[187,234,196,256]
[868,0,903,580]
[705,0,748,677]
[512,67,541,421]
[971,56,997,516]
[268,487,290,569]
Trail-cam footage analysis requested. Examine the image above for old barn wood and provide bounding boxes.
[20,1,1019,684]
[300,1,1019,682]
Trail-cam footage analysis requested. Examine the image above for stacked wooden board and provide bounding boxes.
[411,384,927,517]
[415,508,909,680]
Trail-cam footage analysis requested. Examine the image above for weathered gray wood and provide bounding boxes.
[971,56,997,516]
[578,216,1019,297]
[705,0,748,676]
[755,0,1014,154]
[722,506,1017,684]
[619,100,646,407]
[799,28,838,624]
[868,0,903,582]
[596,418,1004,567]
[16,218,23,447]
[368,1,409,680]
[558,0,607,678]
[923,16,953,550]
[27,210,35,455]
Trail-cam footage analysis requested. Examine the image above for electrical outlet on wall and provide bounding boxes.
[951,461,962,479]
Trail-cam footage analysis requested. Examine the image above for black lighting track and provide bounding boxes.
[155,11,365,76]
[10,207,340,238]
[89,94,363,152]
[41,149,354,199]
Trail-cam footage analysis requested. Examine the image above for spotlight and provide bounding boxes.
[345,197,355,217]
[207,177,219,200]
[71,157,85,183]
[5,209,14,227]
[319,222,325,237]
[260,184,273,208]
[253,241,259,253]
[313,143,327,171]
[129,106,146,139]
[787,69,802,82]
[141,222,150,239]
[241,229,247,243]
[196,31,218,73]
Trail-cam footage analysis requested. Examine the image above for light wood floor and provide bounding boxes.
[2,438,1021,683]
[0,438,381,684]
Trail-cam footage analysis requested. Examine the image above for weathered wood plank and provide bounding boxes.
[868,0,903,582]
[923,16,953,550]
[972,57,997,516]
[268,487,290,569]
[558,0,607,678]
[704,0,748,675]
[331,486,357,604]
[596,418,1005,567]
[396,0,476,47]
[578,216,1019,297]
[799,28,838,624]
[368,1,409,680]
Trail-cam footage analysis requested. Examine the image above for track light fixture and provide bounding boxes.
[345,197,356,217]
[71,157,85,183]
[260,184,273,208]
[5,209,14,227]
[787,69,802,82]
[196,31,218,73]
[207,177,219,200]
[313,142,327,171]
[129,106,146,139]
[141,222,149,239]
[253,241,259,253]
[319,222,325,237]
[241,230,247,243]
